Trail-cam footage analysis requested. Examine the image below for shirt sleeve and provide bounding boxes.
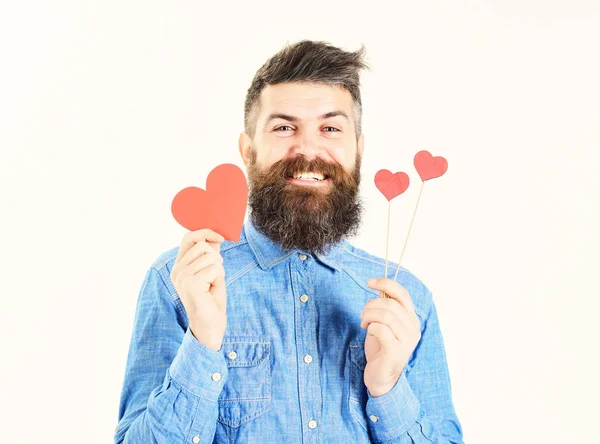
[114,266,229,444]
[365,290,464,443]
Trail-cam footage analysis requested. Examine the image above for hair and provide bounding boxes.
[244,39,370,141]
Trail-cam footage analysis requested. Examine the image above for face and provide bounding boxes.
[241,82,364,176]
[239,82,365,254]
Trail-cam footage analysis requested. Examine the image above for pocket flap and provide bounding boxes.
[221,337,270,368]
[349,341,366,370]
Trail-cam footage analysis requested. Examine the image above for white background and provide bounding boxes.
[1,1,599,443]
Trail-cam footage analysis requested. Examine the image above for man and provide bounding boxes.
[115,40,463,443]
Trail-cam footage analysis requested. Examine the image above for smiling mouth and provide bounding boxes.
[289,171,330,181]
[286,173,333,187]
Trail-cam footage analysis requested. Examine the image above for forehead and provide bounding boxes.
[258,82,354,118]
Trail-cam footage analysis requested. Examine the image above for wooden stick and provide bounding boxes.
[384,201,391,277]
[393,182,425,282]
[381,201,392,299]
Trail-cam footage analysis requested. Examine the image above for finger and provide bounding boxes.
[361,308,406,341]
[181,241,218,266]
[361,297,405,320]
[361,302,414,329]
[194,262,225,287]
[175,229,225,264]
[181,252,224,276]
[180,263,225,300]
[367,322,397,351]
[367,278,415,313]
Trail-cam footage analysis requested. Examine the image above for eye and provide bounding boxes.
[274,125,294,131]
[323,127,340,132]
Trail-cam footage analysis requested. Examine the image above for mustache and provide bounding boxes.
[264,156,351,183]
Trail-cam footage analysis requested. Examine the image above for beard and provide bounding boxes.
[247,149,363,256]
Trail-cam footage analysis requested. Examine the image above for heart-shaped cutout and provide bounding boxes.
[414,150,448,181]
[374,169,410,201]
[171,163,248,241]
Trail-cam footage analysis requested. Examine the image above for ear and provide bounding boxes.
[239,131,252,167]
[357,133,364,158]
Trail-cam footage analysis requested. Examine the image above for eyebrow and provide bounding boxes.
[265,110,350,125]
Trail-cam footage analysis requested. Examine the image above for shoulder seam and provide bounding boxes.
[221,239,249,253]
[226,260,259,285]
[343,246,398,268]
[344,245,416,278]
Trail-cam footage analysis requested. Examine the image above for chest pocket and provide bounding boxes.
[217,336,272,428]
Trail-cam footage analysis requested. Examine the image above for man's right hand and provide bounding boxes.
[170,228,227,351]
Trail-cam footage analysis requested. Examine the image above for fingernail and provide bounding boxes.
[367,278,376,286]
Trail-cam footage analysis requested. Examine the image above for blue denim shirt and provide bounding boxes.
[115,218,463,443]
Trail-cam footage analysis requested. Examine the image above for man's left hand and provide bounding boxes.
[360,278,421,397]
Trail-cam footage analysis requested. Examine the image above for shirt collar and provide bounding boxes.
[244,217,344,272]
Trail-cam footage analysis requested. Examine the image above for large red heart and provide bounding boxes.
[414,150,448,181]
[374,169,410,201]
[171,163,248,241]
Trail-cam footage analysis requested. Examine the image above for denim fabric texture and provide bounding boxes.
[115,218,464,443]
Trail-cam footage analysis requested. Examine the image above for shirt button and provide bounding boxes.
[304,354,313,364]
[211,372,221,382]
[370,414,379,422]
[192,435,201,443]
[308,419,318,429]
[227,351,237,360]
[298,253,307,260]
[300,294,309,303]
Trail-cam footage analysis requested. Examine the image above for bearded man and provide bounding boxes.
[115,40,464,444]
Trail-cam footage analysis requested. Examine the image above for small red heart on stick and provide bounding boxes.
[414,150,448,181]
[171,163,248,241]
[374,170,410,201]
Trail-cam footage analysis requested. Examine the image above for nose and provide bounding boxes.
[293,134,322,160]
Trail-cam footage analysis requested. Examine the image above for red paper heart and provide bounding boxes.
[374,170,410,201]
[414,150,448,181]
[171,163,248,241]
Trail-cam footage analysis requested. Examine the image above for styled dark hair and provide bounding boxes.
[244,39,370,141]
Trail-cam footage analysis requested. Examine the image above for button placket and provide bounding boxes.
[292,250,321,442]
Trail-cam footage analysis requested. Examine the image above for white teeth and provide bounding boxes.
[294,172,325,181]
